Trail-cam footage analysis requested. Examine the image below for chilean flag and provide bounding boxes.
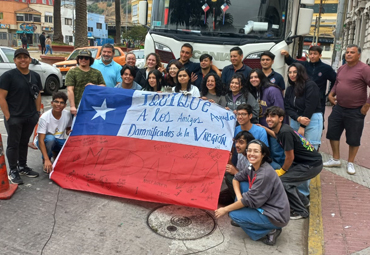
[221,3,229,12]
[51,86,235,210]
[202,3,210,12]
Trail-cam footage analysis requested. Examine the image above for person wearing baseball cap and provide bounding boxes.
[0,48,42,184]
[66,49,106,115]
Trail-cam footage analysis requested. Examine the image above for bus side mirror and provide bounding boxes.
[139,1,148,26]
[296,8,313,36]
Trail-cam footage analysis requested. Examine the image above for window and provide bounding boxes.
[65,35,73,43]
[0,32,7,40]
[33,15,41,22]
[0,54,3,63]
[48,0,53,5]
[42,0,46,4]
[114,49,121,57]
[2,48,15,63]
[25,14,33,22]
[30,0,36,3]
[16,14,24,21]
[96,23,102,29]
[0,12,3,20]
[132,5,138,16]
[65,18,72,25]
[45,16,53,23]
[106,24,108,30]
[88,27,93,32]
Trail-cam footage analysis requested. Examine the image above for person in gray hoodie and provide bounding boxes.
[215,140,290,246]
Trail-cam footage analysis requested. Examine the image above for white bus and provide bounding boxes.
[138,0,314,75]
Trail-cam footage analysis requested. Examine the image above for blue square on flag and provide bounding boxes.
[221,3,229,12]
[202,3,210,12]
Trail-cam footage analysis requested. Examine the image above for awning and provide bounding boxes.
[16,30,33,34]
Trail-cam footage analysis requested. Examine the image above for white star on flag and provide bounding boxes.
[91,99,116,120]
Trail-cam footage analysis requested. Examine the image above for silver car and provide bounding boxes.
[0,47,63,95]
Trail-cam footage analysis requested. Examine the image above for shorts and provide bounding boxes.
[326,105,365,146]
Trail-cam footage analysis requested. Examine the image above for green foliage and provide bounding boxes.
[87,3,104,15]
[107,2,112,7]
[121,25,148,42]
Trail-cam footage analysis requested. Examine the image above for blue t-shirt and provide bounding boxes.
[91,59,122,88]
[234,124,269,147]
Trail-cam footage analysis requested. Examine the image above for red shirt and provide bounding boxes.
[331,61,370,108]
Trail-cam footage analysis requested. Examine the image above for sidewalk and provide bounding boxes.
[308,105,370,255]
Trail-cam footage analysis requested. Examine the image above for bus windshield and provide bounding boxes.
[151,0,288,40]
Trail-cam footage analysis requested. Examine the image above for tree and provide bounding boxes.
[75,0,87,48]
[115,0,121,44]
[53,0,63,43]
[121,25,148,42]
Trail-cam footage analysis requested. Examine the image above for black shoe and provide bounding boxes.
[8,169,24,185]
[230,220,240,227]
[290,211,308,220]
[19,166,39,178]
[262,229,282,246]
[218,189,235,206]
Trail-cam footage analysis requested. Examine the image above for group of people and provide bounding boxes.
[1,42,369,246]
[39,32,53,55]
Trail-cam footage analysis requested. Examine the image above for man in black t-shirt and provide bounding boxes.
[264,106,323,220]
[39,32,46,54]
[0,48,42,185]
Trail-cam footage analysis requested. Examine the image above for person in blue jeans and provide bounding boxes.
[44,36,53,55]
[215,140,290,245]
[35,92,72,173]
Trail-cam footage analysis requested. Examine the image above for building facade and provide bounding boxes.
[343,0,370,64]
[0,0,54,46]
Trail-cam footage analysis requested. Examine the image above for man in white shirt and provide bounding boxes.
[35,92,72,173]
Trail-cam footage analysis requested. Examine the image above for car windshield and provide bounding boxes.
[151,0,287,40]
[1,48,16,63]
[67,48,99,60]
[133,50,145,59]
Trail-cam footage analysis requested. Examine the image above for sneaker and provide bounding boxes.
[8,169,24,185]
[262,229,282,246]
[230,220,240,227]
[323,158,341,167]
[347,163,356,175]
[19,166,39,178]
[290,211,308,220]
[305,202,311,208]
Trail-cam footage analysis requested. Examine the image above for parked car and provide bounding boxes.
[131,49,145,68]
[0,46,63,95]
[53,46,126,83]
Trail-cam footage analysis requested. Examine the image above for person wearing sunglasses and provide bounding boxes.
[66,49,106,116]
[34,92,72,174]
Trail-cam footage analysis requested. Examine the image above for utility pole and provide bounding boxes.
[332,0,346,70]
[126,0,128,33]
[315,0,323,45]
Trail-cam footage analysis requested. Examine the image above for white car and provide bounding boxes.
[131,49,145,68]
[0,47,63,95]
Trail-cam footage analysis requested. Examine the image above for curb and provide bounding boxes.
[308,174,324,255]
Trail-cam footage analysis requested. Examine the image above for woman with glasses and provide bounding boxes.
[225,73,259,123]
[164,60,183,87]
[215,140,290,246]
[172,68,200,97]
[200,73,226,106]
[135,53,165,88]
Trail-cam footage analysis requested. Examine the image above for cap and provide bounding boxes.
[77,49,94,66]
[14,48,30,58]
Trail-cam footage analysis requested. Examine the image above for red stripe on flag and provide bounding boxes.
[51,136,228,210]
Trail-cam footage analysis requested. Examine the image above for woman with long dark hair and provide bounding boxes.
[172,68,200,97]
[247,69,286,169]
[135,53,164,88]
[215,140,290,246]
[163,60,183,87]
[142,69,163,92]
[200,73,226,106]
[225,73,259,123]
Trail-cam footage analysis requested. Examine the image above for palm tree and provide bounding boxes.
[75,0,88,48]
[53,0,63,43]
[115,0,121,44]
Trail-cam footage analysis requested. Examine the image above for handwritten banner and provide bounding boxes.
[51,86,235,210]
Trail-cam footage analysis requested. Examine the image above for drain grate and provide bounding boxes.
[147,205,216,240]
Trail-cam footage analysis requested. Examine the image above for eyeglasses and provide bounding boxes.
[236,113,248,116]
[169,67,178,71]
[78,56,90,60]
[53,100,66,105]
[247,149,261,154]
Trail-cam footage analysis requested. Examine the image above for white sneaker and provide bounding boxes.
[323,158,341,167]
[347,163,356,175]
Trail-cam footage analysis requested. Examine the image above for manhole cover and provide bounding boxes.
[147,205,216,240]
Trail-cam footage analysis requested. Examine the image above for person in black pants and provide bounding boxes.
[39,32,46,54]
[264,106,323,220]
[0,48,42,185]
